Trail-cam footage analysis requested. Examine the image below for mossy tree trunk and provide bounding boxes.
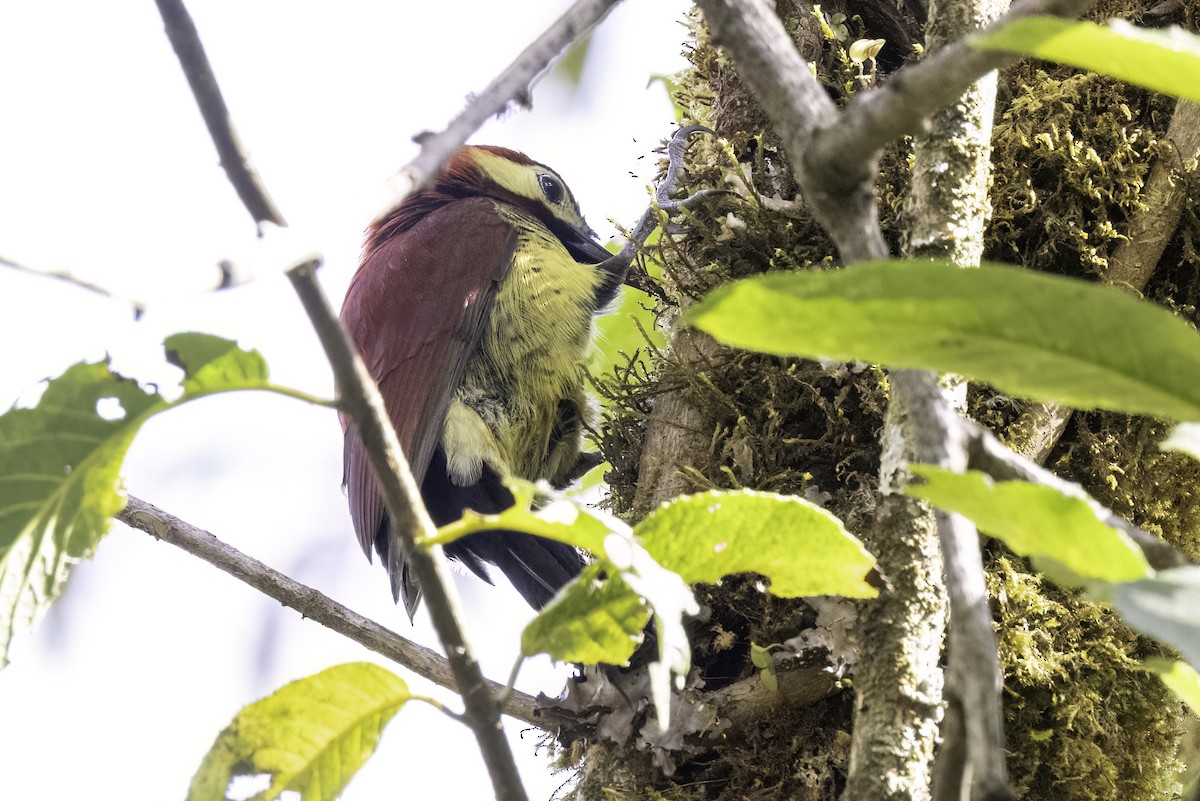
[568,1,1200,799]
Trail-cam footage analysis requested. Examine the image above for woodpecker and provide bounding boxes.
[341,145,621,620]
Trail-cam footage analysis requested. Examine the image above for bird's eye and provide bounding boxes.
[538,174,565,205]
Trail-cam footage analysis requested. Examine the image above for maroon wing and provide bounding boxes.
[340,196,517,608]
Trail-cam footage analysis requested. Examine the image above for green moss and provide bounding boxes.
[987,66,1172,278]
[1052,413,1200,563]
[988,555,1183,800]
[581,7,895,800]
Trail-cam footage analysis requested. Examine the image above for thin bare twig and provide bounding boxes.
[382,0,622,214]
[116,494,544,728]
[154,0,286,227]
[0,255,145,318]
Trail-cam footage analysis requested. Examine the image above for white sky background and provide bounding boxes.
[0,1,690,798]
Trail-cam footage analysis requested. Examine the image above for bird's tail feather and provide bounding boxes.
[446,530,584,609]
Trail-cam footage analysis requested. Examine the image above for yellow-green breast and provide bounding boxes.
[440,201,601,486]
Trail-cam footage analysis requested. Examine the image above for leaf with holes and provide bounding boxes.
[188,662,411,801]
[166,331,270,394]
[0,360,164,668]
[0,333,305,668]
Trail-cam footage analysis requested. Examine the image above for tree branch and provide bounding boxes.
[695,0,1097,263]
[963,419,1191,571]
[898,2,1010,798]
[0,254,144,318]
[116,494,544,728]
[154,0,286,227]
[846,370,947,801]
[814,0,1096,194]
[694,0,887,261]
[1106,99,1200,293]
[158,0,622,300]
[379,0,621,214]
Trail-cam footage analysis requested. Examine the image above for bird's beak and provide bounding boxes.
[561,224,613,265]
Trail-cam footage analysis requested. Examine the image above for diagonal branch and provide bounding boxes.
[154,0,286,227]
[963,420,1192,571]
[380,0,622,215]
[1012,99,1200,466]
[697,0,1095,194]
[116,494,544,728]
[0,254,145,318]
[815,0,1096,194]
[694,0,884,261]
[695,0,1097,262]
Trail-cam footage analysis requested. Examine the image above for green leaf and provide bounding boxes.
[0,334,314,669]
[974,17,1200,104]
[688,260,1200,421]
[188,662,411,801]
[0,360,164,667]
[428,482,699,718]
[521,563,649,665]
[634,489,878,598]
[483,488,697,721]
[907,468,1152,582]
[425,479,611,554]
[1109,566,1200,668]
[1143,657,1200,716]
[166,332,270,395]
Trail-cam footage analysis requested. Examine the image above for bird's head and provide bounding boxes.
[368,145,611,264]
